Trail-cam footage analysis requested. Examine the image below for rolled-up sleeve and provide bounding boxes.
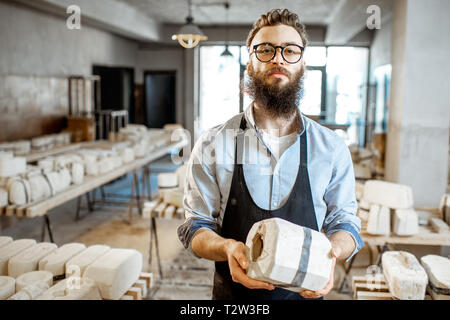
[322,138,363,262]
[177,131,221,256]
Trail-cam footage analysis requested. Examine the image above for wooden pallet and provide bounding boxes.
[119,272,153,300]
[351,275,393,300]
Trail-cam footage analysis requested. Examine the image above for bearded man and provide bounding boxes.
[177,8,363,300]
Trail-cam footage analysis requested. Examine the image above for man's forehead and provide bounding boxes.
[251,25,303,47]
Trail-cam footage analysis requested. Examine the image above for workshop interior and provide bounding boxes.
[0,0,449,301]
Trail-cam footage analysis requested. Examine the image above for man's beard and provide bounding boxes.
[245,64,305,119]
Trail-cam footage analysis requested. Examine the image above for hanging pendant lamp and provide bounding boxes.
[220,2,233,57]
[172,0,207,49]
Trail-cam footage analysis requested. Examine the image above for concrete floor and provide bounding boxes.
[1,155,445,300]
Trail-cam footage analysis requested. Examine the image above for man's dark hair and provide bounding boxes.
[246,9,308,49]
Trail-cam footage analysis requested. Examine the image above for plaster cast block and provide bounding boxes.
[158,173,178,188]
[8,177,31,205]
[0,187,8,207]
[163,205,176,219]
[429,218,449,233]
[66,245,111,277]
[8,282,49,300]
[58,168,72,191]
[0,239,37,275]
[120,148,135,163]
[0,276,15,300]
[393,209,419,236]
[367,204,390,235]
[16,270,53,292]
[8,242,58,278]
[363,180,413,209]
[245,218,333,292]
[142,200,159,218]
[0,236,13,249]
[83,248,143,300]
[162,188,183,208]
[0,157,26,178]
[420,255,450,294]
[37,278,101,300]
[70,162,84,185]
[382,251,428,300]
[28,174,53,202]
[37,158,55,172]
[39,243,86,277]
[359,199,370,210]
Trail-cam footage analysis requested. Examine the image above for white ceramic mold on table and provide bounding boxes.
[245,218,333,292]
[39,243,86,277]
[83,248,143,300]
[367,204,390,235]
[393,209,419,236]
[66,245,111,277]
[8,242,58,278]
[0,187,8,207]
[420,255,450,292]
[15,270,53,291]
[0,239,37,275]
[0,236,13,249]
[0,157,26,178]
[363,180,413,209]
[0,276,15,299]
[382,251,428,300]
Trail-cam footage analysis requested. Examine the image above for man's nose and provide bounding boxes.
[272,48,285,65]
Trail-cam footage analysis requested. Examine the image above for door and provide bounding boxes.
[144,71,176,128]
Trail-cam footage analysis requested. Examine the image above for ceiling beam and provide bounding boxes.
[11,0,162,42]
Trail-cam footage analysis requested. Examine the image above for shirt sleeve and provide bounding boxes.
[322,138,364,262]
[177,131,222,257]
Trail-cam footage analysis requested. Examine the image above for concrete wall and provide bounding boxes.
[370,17,392,73]
[385,0,450,207]
[0,0,138,141]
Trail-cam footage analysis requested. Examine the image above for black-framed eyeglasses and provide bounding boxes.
[250,43,305,64]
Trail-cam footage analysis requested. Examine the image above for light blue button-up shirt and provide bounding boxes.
[178,103,363,261]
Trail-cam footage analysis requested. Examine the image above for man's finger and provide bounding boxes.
[229,258,274,290]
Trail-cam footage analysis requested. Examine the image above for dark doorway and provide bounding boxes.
[92,66,135,122]
[144,71,176,128]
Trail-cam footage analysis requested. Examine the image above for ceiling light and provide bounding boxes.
[172,0,207,49]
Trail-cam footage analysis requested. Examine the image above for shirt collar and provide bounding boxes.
[244,101,306,136]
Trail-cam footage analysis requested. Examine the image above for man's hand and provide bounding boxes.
[225,240,275,291]
[299,245,342,299]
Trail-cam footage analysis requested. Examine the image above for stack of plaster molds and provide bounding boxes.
[83,248,143,300]
[0,237,146,300]
[245,218,333,292]
[363,180,418,236]
[0,155,26,178]
[8,242,58,278]
[382,251,428,300]
[15,270,53,291]
[0,239,37,275]
[0,140,31,156]
[143,164,187,219]
[0,276,15,299]
[420,255,450,300]
[39,243,86,279]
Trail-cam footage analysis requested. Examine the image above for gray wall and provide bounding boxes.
[0,0,139,141]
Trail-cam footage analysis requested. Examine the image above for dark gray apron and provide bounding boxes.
[213,114,322,300]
